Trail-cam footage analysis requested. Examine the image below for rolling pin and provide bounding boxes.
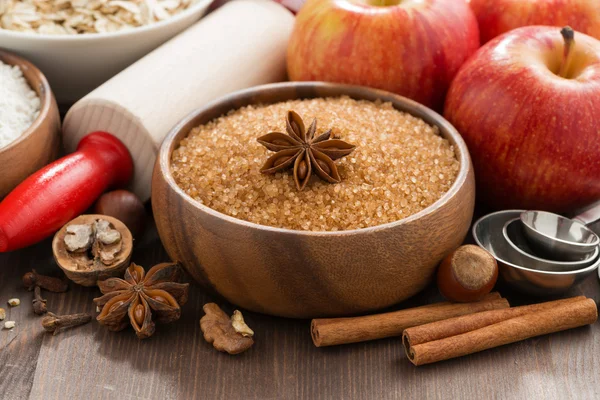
[0,0,293,252]
[63,0,294,201]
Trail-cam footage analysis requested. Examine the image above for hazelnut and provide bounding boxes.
[437,245,498,303]
[94,190,146,237]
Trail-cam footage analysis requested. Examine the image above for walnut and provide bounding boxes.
[52,215,133,287]
[200,304,254,355]
[231,310,254,337]
[63,218,123,266]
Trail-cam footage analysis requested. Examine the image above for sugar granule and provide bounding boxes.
[171,97,460,231]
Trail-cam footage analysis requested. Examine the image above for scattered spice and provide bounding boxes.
[94,262,189,339]
[258,110,356,191]
[94,190,146,237]
[403,297,597,366]
[41,312,92,335]
[311,293,508,347]
[7,298,20,307]
[403,296,586,353]
[4,321,15,330]
[200,303,254,355]
[22,270,69,293]
[171,97,459,231]
[0,308,5,321]
[32,286,48,315]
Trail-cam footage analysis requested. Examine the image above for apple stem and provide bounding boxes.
[559,26,575,78]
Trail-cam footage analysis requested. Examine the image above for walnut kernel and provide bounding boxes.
[200,303,254,355]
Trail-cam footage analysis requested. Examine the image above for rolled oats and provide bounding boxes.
[0,0,198,35]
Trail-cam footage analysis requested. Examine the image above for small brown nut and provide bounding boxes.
[52,215,133,287]
[94,190,146,237]
[437,245,498,303]
[0,308,5,321]
[200,303,254,355]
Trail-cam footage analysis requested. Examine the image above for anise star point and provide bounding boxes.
[94,262,189,339]
[257,110,356,191]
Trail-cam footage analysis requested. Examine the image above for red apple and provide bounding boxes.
[470,0,600,44]
[287,0,480,111]
[444,26,600,212]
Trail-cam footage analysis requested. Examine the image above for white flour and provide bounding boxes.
[0,61,40,149]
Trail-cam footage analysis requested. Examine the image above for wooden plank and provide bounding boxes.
[0,219,599,399]
[0,238,61,400]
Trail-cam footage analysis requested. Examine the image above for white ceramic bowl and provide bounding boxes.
[0,0,212,105]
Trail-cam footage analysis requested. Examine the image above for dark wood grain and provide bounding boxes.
[1,216,599,400]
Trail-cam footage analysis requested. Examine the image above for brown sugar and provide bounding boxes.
[170,97,459,231]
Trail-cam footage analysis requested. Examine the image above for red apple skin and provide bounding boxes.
[470,0,600,44]
[444,26,600,212]
[287,0,480,111]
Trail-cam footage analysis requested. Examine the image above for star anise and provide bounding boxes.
[258,110,356,191]
[94,262,189,339]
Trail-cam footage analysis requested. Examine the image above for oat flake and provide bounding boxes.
[0,0,198,35]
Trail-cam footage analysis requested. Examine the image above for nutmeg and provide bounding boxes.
[437,245,498,303]
[94,190,146,237]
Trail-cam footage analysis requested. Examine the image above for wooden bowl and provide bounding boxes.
[0,50,61,199]
[152,82,475,318]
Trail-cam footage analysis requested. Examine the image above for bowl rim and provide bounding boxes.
[0,49,53,154]
[0,0,211,41]
[472,210,600,276]
[502,217,598,267]
[157,81,473,236]
[520,210,600,249]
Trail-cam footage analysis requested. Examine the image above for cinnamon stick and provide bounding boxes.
[405,297,597,366]
[311,293,509,347]
[403,296,586,348]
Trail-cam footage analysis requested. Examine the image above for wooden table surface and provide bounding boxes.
[1,213,600,400]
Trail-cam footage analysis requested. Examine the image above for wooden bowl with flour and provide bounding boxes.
[0,50,60,199]
[152,82,475,318]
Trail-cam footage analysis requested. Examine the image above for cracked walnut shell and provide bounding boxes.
[52,214,133,287]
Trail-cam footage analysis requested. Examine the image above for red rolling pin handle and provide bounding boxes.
[0,132,133,252]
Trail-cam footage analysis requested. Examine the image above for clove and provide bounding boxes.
[42,312,92,335]
[23,270,68,293]
[32,286,48,315]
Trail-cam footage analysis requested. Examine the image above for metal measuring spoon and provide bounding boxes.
[503,218,598,271]
[521,204,600,261]
[472,210,599,295]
